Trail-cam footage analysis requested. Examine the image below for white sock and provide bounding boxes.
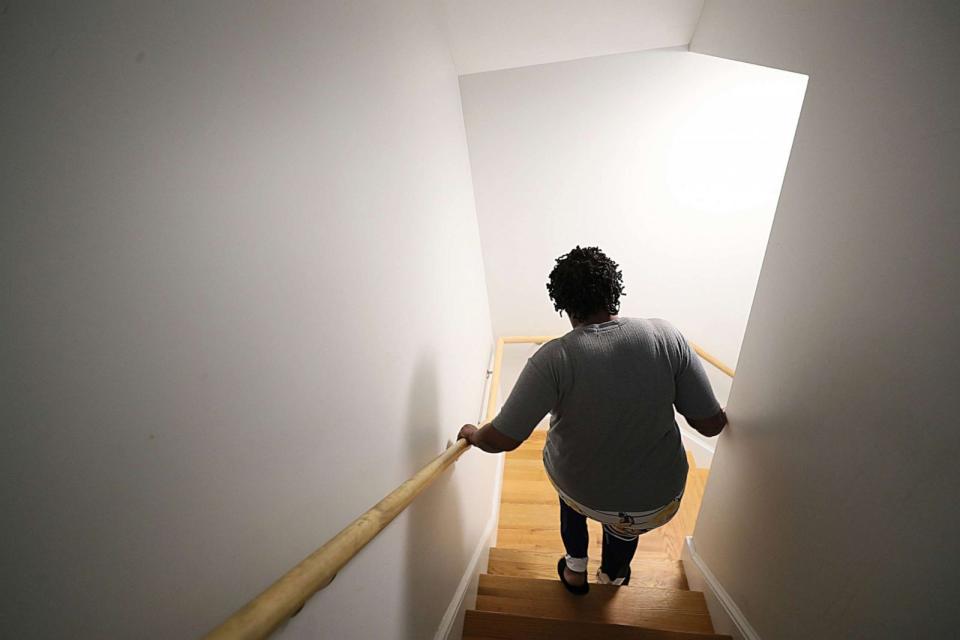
[564,554,588,573]
[596,569,626,586]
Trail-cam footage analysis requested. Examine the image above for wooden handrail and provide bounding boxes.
[204,438,471,640]
[206,330,732,639]
[689,342,735,378]
[501,335,554,344]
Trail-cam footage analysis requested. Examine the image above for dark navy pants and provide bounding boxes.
[558,497,639,581]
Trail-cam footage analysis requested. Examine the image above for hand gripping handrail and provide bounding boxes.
[205,332,733,639]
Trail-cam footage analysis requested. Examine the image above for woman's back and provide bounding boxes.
[493,317,719,511]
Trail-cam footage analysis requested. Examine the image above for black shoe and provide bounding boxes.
[557,557,589,595]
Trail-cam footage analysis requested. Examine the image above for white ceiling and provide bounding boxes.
[443,0,705,76]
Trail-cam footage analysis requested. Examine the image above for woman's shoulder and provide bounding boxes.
[620,318,688,353]
[620,316,679,336]
[533,335,568,364]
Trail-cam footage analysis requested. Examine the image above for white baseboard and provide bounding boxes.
[679,424,716,468]
[434,453,505,640]
[681,537,761,640]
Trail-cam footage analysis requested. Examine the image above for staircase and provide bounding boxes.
[463,429,727,639]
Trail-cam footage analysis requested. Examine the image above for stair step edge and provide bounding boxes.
[463,609,732,640]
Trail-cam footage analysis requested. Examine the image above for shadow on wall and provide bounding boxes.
[402,353,468,639]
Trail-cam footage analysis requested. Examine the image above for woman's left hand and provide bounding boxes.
[457,424,478,444]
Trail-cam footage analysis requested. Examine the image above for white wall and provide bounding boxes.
[443,0,704,75]
[460,48,806,418]
[0,2,497,638]
[688,1,960,638]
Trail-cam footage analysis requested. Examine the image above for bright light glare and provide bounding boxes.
[667,78,807,216]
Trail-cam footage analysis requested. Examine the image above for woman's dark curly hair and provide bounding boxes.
[546,246,624,321]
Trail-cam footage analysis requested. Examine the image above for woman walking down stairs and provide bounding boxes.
[462,430,727,639]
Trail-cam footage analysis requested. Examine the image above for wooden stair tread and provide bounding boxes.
[487,547,688,590]
[476,575,714,635]
[497,527,668,557]
[505,446,545,461]
[524,429,548,442]
[500,482,564,504]
[496,530,668,557]
[463,610,731,640]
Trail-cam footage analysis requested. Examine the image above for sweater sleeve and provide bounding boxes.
[673,331,722,420]
[490,352,560,442]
